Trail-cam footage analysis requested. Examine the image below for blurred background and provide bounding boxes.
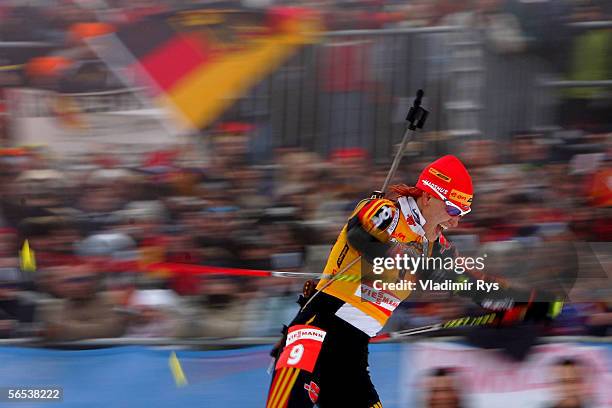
[0,0,610,407]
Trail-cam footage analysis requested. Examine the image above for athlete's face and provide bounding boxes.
[419,192,461,240]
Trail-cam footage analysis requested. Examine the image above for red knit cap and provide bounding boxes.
[417,155,473,211]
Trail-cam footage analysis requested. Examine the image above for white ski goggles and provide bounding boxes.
[430,188,471,217]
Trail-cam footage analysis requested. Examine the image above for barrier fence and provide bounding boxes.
[220,26,462,162]
[216,24,561,161]
[217,21,611,161]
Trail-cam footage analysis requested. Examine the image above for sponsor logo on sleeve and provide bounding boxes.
[371,205,394,230]
[385,209,400,234]
[393,232,407,240]
[337,243,349,267]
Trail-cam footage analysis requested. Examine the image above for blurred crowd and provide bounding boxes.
[1,0,611,92]
[1,0,611,37]
[0,0,610,344]
[0,124,610,342]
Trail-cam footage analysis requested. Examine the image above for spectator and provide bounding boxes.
[0,268,36,338]
[0,227,18,267]
[178,275,253,338]
[123,288,186,338]
[37,262,127,341]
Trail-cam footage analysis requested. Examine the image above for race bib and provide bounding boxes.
[275,325,327,373]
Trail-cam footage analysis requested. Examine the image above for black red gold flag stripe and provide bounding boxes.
[88,6,319,131]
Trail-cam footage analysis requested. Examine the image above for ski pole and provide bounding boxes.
[300,89,429,311]
[370,312,499,342]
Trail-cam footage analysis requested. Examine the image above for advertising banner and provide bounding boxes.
[401,341,612,408]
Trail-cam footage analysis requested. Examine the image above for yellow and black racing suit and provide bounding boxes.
[265,195,554,408]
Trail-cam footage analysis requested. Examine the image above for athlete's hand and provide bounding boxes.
[431,238,459,260]
[497,300,564,326]
[385,242,423,278]
[270,325,288,359]
[303,280,317,298]
[386,241,422,259]
[525,300,564,321]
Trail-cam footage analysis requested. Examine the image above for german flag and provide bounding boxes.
[87,6,319,131]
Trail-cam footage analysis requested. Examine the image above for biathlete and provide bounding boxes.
[266,155,561,408]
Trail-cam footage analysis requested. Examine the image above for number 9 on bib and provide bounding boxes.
[275,325,327,373]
